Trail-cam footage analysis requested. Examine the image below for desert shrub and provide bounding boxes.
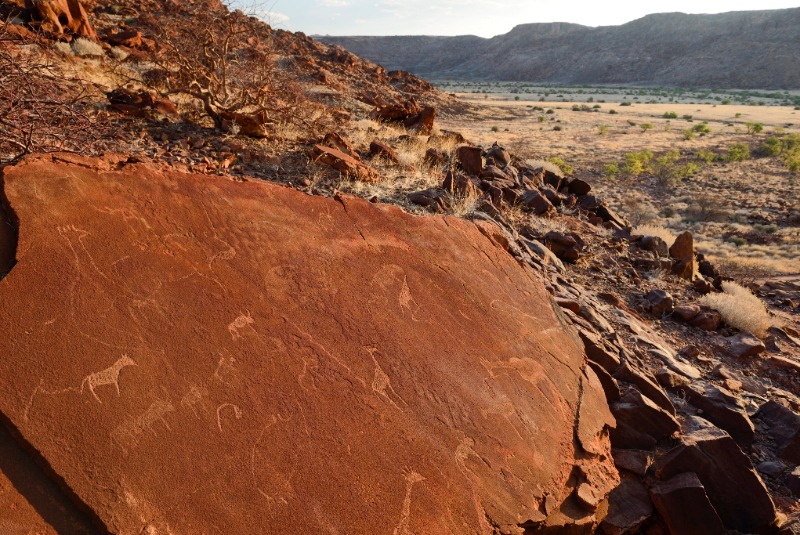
[759,136,783,156]
[699,281,771,337]
[652,149,699,186]
[663,111,678,119]
[546,109,555,114]
[691,121,711,135]
[553,125,562,131]
[620,101,632,107]
[622,149,653,177]
[682,114,693,121]
[538,116,545,122]
[71,38,104,57]
[724,143,750,162]
[639,123,653,132]
[604,162,619,177]
[53,41,73,56]
[609,109,618,114]
[695,148,716,163]
[572,104,592,112]
[627,120,636,126]
[745,122,764,135]
[597,124,608,135]
[491,125,499,132]
[547,157,573,175]
[682,129,696,140]
[632,224,676,247]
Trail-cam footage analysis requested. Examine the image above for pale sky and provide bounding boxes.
[243,0,800,37]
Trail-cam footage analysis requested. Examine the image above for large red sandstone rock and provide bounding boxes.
[27,0,97,39]
[0,154,617,534]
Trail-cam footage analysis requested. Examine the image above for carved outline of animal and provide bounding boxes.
[81,354,137,403]
[228,311,255,340]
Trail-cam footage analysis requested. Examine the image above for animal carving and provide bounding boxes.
[81,354,137,403]
[228,311,255,340]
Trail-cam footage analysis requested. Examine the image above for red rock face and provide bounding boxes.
[0,154,617,534]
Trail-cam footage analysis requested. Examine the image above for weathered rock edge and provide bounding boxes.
[0,154,617,534]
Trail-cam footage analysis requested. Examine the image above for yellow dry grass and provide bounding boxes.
[699,281,772,337]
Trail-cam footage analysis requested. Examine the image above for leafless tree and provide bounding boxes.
[142,1,313,137]
[0,22,111,164]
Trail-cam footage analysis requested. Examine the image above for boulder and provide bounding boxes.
[0,153,620,534]
[601,476,653,535]
[655,417,778,533]
[638,236,669,257]
[668,231,693,260]
[612,449,652,477]
[756,401,800,464]
[442,172,479,199]
[567,178,592,196]
[322,132,360,161]
[724,333,766,358]
[28,0,96,39]
[646,289,674,317]
[520,190,554,215]
[369,140,400,165]
[610,388,680,445]
[371,99,421,121]
[312,144,379,182]
[650,472,725,535]
[455,146,483,176]
[678,382,755,446]
[485,143,510,167]
[544,231,584,263]
[403,106,436,134]
[407,188,450,212]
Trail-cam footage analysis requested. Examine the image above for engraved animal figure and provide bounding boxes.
[81,354,137,403]
[228,311,255,340]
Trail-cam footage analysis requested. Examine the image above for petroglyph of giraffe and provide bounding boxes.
[81,354,137,403]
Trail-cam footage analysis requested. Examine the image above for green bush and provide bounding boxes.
[597,124,609,135]
[604,163,619,177]
[553,125,562,131]
[760,136,783,156]
[622,149,653,177]
[745,122,764,135]
[538,116,546,122]
[692,121,711,135]
[609,109,618,115]
[724,143,750,162]
[620,101,632,107]
[547,157,573,175]
[682,129,696,140]
[682,114,693,121]
[663,111,678,119]
[639,123,654,132]
[695,149,716,163]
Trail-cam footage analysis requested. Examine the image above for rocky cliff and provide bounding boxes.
[320,8,800,89]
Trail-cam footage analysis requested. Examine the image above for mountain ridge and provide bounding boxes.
[318,8,800,89]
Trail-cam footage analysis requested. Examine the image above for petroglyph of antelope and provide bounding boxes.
[228,311,255,340]
[81,354,137,403]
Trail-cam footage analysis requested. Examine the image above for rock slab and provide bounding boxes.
[0,154,618,534]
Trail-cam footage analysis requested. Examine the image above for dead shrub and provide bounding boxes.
[141,2,325,138]
[699,281,771,337]
[0,23,111,164]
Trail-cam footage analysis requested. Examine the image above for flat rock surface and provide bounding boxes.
[0,154,616,534]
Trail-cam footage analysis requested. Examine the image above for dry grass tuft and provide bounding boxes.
[699,281,772,337]
[632,224,677,247]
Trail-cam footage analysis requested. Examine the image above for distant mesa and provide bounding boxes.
[320,8,800,89]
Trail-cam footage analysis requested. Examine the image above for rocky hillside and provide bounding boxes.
[320,8,800,89]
